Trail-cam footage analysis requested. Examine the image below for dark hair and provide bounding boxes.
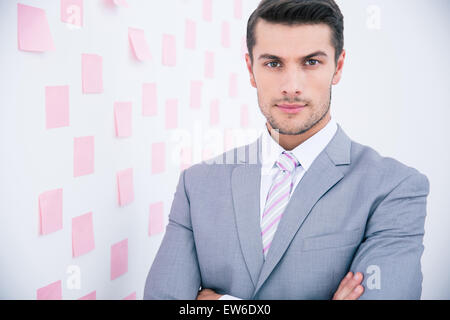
[246,0,344,65]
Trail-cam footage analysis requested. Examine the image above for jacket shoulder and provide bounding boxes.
[350,140,429,187]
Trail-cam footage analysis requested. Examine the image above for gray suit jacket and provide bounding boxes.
[144,124,430,299]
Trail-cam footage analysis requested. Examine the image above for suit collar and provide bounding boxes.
[237,122,351,167]
[260,118,338,174]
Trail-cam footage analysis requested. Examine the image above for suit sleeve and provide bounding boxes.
[143,169,202,299]
[349,172,430,299]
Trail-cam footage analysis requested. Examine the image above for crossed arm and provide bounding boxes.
[144,170,430,300]
[347,172,429,299]
[198,272,365,300]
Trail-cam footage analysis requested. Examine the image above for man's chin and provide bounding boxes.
[269,125,307,136]
[278,130,305,136]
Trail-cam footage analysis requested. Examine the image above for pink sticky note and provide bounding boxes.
[82,54,103,94]
[234,0,243,19]
[229,73,238,98]
[72,211,95,257]
[180,148,192,171]
[165,99,178,130]
[37,280,62,300]
[117,168,134,206]
[162,34,176,67]
[205,51,214,79]
[79,291,96,300]
[61,0,83,27]
[210,99,220,126]
[185,19,196,50]
[149,202,164,236]
[240,104,249,128]
[45,85,70,129]
[190,80,203,109]
[111,239,128,280]
[123,292,136,300]
[142,83,157,116]
[221,21,231,48]
[128,27,152,61]
[203,0,212,22]
[18,3,55,52]
[152,142,165,174]
[114,102,132,138]
[113,0,129,7]
[39,188,63,235]
[74,136,94,177]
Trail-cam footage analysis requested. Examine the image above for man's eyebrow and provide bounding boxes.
[258,51,328,61]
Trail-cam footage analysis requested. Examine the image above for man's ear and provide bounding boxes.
[332,49,346,85]
[245,53,257,88]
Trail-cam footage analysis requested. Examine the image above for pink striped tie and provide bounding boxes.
[261,151,300,259]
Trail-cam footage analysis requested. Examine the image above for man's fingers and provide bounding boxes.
[200,289,213,294]
[333,272,364,300]
[332,272,353,300]
[197,288,221,300]
[340,272,363,299]
[197,288,209,299]
[334,271,353,295]
[344,285,364,300]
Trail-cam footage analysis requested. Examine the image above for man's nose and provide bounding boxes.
[280,69,305,97]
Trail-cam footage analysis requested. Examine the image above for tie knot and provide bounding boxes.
[276,151,300,173]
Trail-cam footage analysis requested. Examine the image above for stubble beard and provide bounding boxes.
[260,86,332,136]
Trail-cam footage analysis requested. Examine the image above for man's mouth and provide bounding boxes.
[276,104,306,114]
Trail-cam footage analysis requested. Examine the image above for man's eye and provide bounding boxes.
[265,61,281,68]
[305,59,320,66]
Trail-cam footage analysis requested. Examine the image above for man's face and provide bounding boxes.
[245,19,345,135]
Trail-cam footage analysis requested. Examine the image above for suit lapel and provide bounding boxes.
[231,164,264,289]
[231,137,264,288]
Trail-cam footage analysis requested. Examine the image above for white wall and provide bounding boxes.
[0,0,448,299]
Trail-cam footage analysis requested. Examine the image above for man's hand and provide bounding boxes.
[196,272,364,300]
[332,271,364,300]
[196,288,223,300]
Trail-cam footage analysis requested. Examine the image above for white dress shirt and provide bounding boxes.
[218,117,338,300]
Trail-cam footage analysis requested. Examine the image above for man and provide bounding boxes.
[144,0,429,300]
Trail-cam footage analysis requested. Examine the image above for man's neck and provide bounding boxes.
[266,113,331,151]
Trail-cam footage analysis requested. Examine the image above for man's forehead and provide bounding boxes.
[254,19,333,53]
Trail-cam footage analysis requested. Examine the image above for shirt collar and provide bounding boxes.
[260,117,338,174]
